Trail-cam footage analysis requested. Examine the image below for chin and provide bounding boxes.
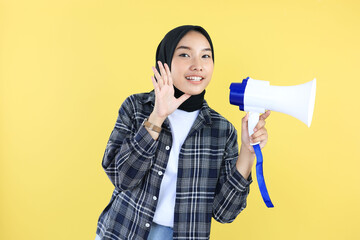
[181,85,207,95]
[184,89,205,95]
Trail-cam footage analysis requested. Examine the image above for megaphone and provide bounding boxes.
[230,77,317,138]
[229,77,316,208]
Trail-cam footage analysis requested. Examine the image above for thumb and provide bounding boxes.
[242,112,249,131]
[176,93,191,106]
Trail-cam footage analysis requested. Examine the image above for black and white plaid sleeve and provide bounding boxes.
[101,95,159,191]
[212,124,253,223]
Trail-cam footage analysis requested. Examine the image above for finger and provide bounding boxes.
[158,61,168,85]
[260,110,271,120]
[252,132,268,144]
[242,112,249,131]
[251,127,266,139]
[253,119,265,133]
[151,76,159,93]
[259,135,268,149]
[164,63,173,86]
[152,66,163,89]
[241,112,249,125]
[259,140,267,150]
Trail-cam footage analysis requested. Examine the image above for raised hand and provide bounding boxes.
[150,61,191,121]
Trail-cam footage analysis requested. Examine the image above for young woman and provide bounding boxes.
[95,25,270,240]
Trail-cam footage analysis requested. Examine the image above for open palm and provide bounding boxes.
[151,61,191,119]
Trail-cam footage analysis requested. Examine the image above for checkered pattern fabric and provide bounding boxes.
[95,91,252,240]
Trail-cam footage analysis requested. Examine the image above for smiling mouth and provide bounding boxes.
[185,76,203,82]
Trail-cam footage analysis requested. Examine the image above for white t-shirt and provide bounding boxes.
[152,108,200,227]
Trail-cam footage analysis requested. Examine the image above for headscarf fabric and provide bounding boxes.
[155,25,214,112]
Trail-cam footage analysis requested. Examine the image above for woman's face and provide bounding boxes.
[171,30,214,95]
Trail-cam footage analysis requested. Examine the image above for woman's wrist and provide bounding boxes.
[145,112,166,140]
[148,112,166,127]
[236,145,256,179]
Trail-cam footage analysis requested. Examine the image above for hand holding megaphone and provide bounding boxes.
[229,77,317,207]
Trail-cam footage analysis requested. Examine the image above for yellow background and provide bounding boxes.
[1,0,359,239]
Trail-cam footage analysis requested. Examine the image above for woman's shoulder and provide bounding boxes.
[120,90,155,108]
[207,106,236,132]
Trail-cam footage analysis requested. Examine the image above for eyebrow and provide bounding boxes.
[175,46,212,52]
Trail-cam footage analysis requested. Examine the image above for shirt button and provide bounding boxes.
[165,146,170,150]
[153,196,157,201]
[158,171,163,176]
[145,223,150,228]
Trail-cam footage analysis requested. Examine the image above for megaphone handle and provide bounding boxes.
[248,112,260,145]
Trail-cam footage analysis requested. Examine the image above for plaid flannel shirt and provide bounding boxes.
[95,90,252,240]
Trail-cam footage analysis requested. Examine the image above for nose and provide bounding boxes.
[190,58,203,71]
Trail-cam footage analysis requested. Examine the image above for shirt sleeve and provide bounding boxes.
[212,124,253,223]
[101,95,159,191]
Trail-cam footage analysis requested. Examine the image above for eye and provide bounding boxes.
[202,54,211,58]
[179,53,190,57]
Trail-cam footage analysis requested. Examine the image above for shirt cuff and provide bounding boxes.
[133,125,158,155]
[228,167,253,192]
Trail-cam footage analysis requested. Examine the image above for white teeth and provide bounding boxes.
[186,76,203,81]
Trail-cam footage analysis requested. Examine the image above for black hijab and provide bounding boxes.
[155,25,214,112]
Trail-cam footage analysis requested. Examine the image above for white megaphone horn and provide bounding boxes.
[230,77,317,143]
